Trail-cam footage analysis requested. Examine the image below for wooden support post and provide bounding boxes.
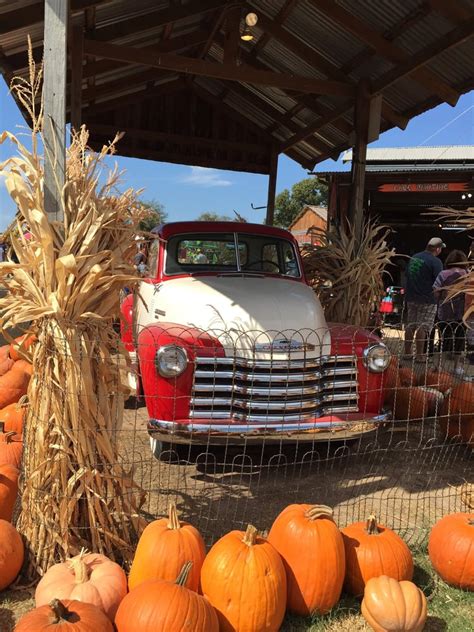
[265,149,278,225]
[223,7,241,64]
[43,0,68,221]
[70,23,84,132]
[349,78,371,240]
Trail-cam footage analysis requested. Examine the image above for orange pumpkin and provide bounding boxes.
[0,427,22,468]
[341,515,414,596]
[0,395,28,434]
[383,364,416,407]
[0,518,24,590]
[35,550,128,621]
[267,504,345,615]
[0,463,19,522]
[393,386,442,421]
[417,369,456,394]
[361,576,427,632]
[14,598,114,632]
[128,501,206,592]
[9,333,37,361]
[0,361,31,409]
[0,353,15,376]
[428,513,474,590]
[439,383,474,446]
[115,563,219,632]
[201,524,287,632]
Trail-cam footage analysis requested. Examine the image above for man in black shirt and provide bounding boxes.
[404,237,445,362]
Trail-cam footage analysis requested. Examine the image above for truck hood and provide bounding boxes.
[137,276,331,358]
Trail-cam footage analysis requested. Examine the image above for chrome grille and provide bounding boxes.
[190,356,359,423]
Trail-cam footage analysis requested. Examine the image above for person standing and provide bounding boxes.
[433,250,471,374]
[404,237,445,362]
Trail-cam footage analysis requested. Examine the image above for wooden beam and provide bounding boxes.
[43,0,68,221]
[70,24,84,131]
[91,143,271,175]
[245,4,348,83]
[348,79,370,240]
[223,7,242,65]
[80,69,174,104]
[266,149,278,225]
[83,78,187,114]
[247,0,299,62]
[0,0,104,36]
[93,0,227,42]
[81,30,208,79]
[339,3,432,76]
[309,0,460,106]
[83,39,355,96]
[87,123,269,154]
[428,0,473,24]
[372,17,474,95]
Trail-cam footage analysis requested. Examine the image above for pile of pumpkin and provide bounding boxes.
[0,335,34,525]
[384,358,474,444]
[5,500,472,632]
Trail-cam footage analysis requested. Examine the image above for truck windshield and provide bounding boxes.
[165,232,300,277]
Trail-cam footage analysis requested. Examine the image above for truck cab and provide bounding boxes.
[122,221,390,457]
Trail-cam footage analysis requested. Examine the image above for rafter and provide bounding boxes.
[0,0,105,36]
[247,0,300,62]
[373,17,474,94]
[428,0,473,23]
[83,39,355,96]
[93,0,227,43]
[309,0,460,106]
[87,123,268,154]
[83,78,187,115]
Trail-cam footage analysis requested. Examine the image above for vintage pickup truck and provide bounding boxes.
[121,221,390,457]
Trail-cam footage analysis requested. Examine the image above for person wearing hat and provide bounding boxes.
[404,237,445,363]
[433,249,471,375]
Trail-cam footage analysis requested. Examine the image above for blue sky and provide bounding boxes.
[0,75,473,231]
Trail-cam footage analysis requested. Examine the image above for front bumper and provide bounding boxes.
[147,412,390,445]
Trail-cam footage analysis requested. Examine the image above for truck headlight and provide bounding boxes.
[363,344,391,373]
[155,345,188,378]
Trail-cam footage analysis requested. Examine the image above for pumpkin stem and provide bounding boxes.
[305,505,334,521]
[167,501,181,530]
[366,514,380,535]
[242,524,258,546]
[175,562,193,587]
[49,599,73,623]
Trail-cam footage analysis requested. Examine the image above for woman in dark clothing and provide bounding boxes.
[432,249,470,375]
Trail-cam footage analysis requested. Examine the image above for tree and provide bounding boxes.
[274,177,328,228]
[139,199,168,232]
[196,212,232,221]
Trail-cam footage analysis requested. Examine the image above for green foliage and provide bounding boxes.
[139,199,168,232]
[275,177,328,228]
[196,212,233,221]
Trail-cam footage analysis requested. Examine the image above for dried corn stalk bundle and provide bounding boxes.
[429,206,474,323]
[301,220,395,327]
[0,54,146,577]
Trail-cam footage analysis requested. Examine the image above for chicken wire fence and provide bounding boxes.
[14,320,473,561]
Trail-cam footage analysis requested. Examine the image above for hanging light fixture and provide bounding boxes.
[241,12,258,41]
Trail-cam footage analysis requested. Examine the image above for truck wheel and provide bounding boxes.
[149,436,163,460]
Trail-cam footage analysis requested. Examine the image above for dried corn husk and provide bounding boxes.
[301,220,395,327]
[0,47,146,578]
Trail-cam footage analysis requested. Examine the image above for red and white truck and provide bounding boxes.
[121,221,390,457]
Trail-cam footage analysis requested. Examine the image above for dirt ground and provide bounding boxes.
[117,401,472,548]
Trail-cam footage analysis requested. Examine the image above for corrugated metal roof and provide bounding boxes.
[343,146,474,163]
[0,0,473,173]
